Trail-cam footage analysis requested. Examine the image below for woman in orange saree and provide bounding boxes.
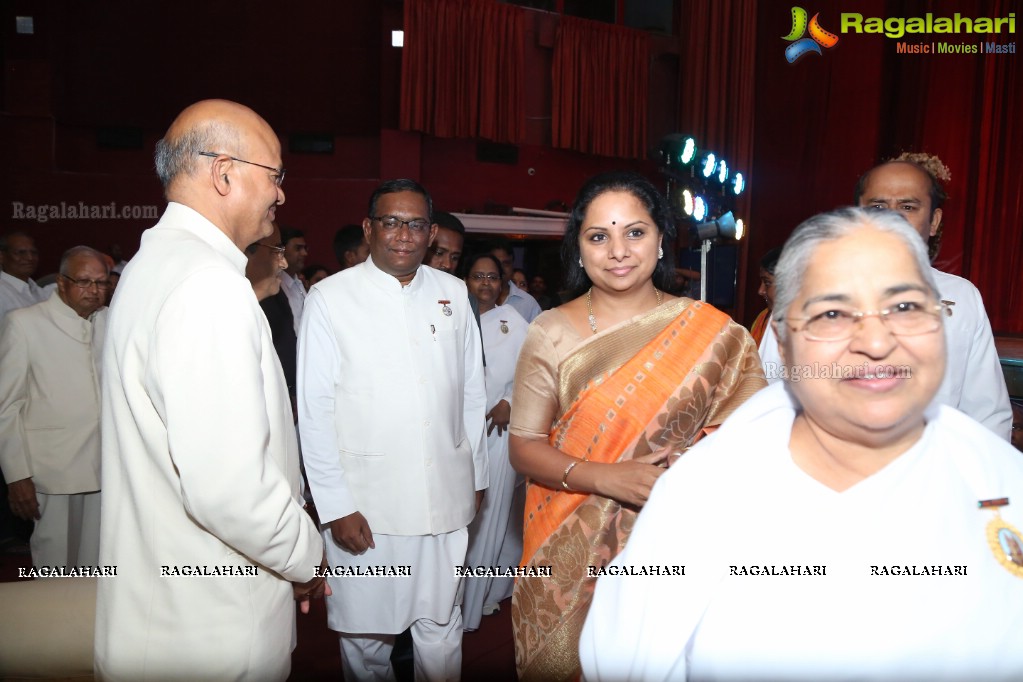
[508,171,766,681]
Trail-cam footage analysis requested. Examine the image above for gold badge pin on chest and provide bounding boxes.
[980,498,1023,578]
[438,299,452,316]
[500,320,509,334]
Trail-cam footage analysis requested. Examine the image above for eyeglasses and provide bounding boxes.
[370,215,431,233]
[254,243,286,255]
[469,273,502,282]
[787,302,950,342]
[61,275,111,291]
[198,151,286,187]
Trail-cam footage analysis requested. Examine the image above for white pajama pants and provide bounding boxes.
[339,601,463,682]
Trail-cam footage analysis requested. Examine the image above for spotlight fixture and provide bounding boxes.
[680,137,697,164]
[732,172,745,195]
[693,196,707,222]
[735,218,745,240]
[657,134,700,169]
[682,189,694,216]
[701,153,716,179]
[717,159,729,184]
[689,211,741,241]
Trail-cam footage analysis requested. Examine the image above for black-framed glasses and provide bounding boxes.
[786,302,950,342]
[370,215,431,233]
[60,275,111,291]
[469,272,502,282]
[198,151,286,187]
[254,243,286,256]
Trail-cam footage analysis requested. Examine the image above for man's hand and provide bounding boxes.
[486,399,511,436]
[8,478,40,521]
[475,490,485,513]
[293,555,332,614]
[329,512,375,554]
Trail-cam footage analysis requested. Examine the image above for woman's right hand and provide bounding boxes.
[592,450,671,507]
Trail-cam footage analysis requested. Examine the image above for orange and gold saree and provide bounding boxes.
[509,298,765,681]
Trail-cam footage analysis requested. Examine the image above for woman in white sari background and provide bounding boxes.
[462,252,529,631]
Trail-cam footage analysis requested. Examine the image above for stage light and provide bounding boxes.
[717,159,728,184]
[689,211,739,241]
[733,172,745,195]
[693,196,707,221]
[658,134,699,169]
[735,218,745,240]
[682,189,694,216]
[701,153,716,179]
[681,137,697,164]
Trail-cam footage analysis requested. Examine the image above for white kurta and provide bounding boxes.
[463,304,528,630]
[580,382,1023,682]
[0,294,103,493]
[758,267,1011,438]
[298,257,488,633]
[931,269,1011,439]
[95,203,323,681]
[0,270,48,323]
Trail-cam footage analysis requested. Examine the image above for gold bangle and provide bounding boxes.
[561,460,582,490]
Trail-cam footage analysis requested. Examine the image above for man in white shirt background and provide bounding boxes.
[0,232,48,323]
[280,226,307,335]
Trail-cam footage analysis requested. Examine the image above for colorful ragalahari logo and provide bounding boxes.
[783,7,839,63]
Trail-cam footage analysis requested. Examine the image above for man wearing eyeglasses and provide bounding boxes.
[245,222,299,410]
[94,100,325,681]
[0,232,49,324]
[299,179,488,681]
[0,246,109,572]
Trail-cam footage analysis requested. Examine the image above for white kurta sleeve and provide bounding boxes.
[152,272,321,582]
[464,301,489,492]
[297,289,358,523]
[960,286,1012,440]
[0,315,31,483]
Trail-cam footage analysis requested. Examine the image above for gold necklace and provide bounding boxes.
[587,287,662,334]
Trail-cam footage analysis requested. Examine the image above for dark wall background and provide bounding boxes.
[2,0,1020,330]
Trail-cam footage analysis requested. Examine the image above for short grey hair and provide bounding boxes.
[59,246,109,277]
[154,122,240,189]
[772,207,938,344]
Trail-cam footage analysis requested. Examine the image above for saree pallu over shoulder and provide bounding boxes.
[512,298,765,681]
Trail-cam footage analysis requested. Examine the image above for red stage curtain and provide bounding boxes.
[677,0,758,317]
[677,0,757,182]
[960,0,1023,333]
[400,0,526,144]
[551,16,650,159]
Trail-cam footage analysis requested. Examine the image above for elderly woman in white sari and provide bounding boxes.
[580,207,1023,681]
[461,252,530,631]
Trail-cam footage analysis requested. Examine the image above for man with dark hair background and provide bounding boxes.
[279,226,307,333]
[333,224,370,271]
